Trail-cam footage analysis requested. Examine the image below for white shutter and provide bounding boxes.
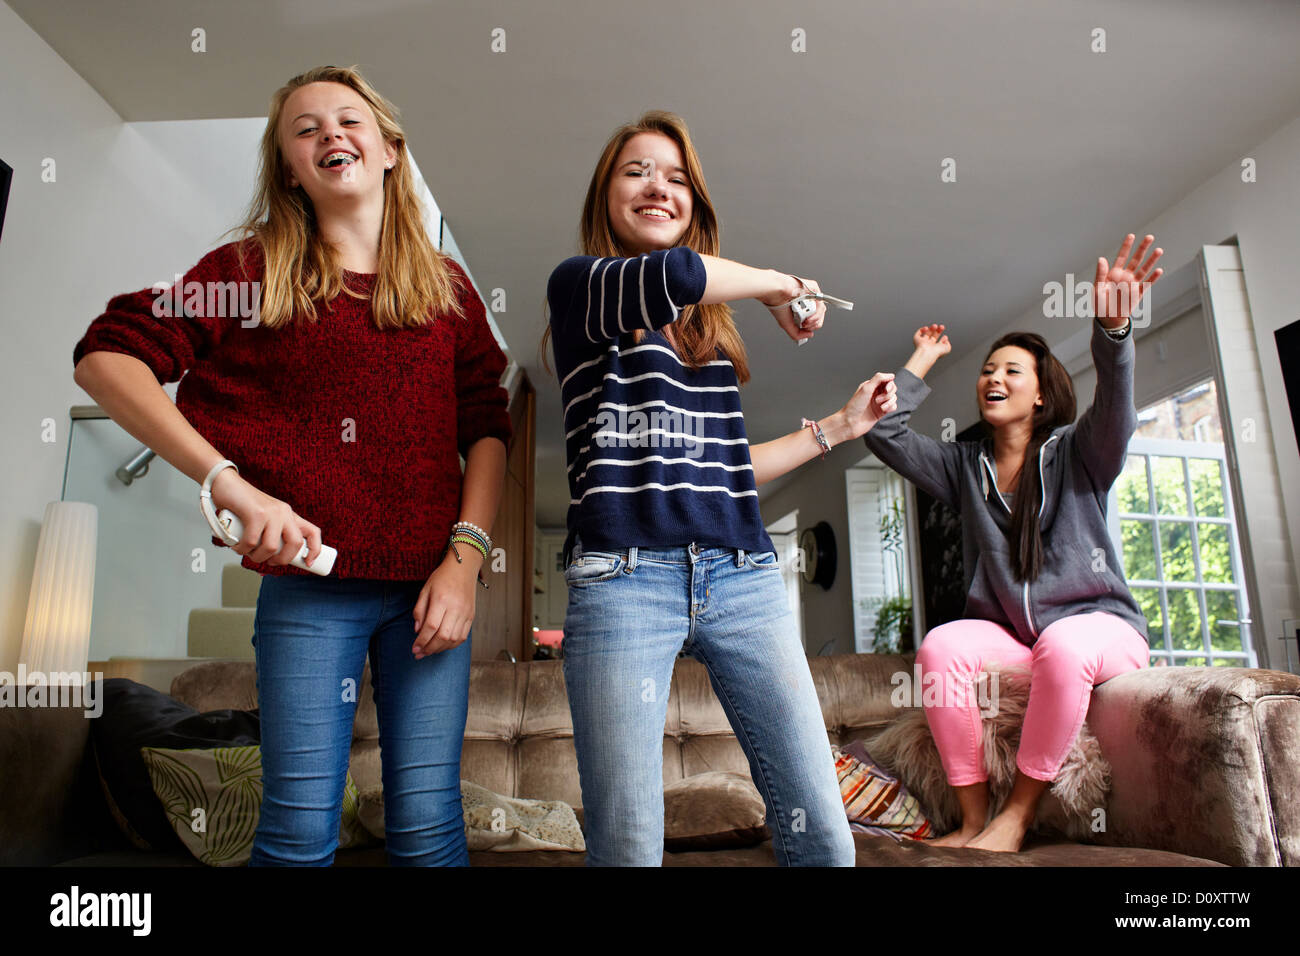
[846,467,887,652]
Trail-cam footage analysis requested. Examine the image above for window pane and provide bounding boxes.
[1205,590,1245,653]
[1158,521,1196,582]
[1131,586,1164,641]
[1198,524,1235,583]
[1166,588,1203,651]
[1187,458,1225,518]
[1117,455,1151,514]
[1122,520,1158,580]
[1152,456,1188,515]
[1182,656,1207,667]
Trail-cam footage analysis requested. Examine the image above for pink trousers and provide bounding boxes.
[914,612,1149,785]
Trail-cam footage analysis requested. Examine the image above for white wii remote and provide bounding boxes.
[790,291,855,346]
[216,509,337,576]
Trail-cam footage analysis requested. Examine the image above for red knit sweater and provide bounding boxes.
[73,240,513,580]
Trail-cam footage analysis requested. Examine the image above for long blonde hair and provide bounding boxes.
[543,110,749,383]
[222,64,463,329]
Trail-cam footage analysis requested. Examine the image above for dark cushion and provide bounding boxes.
[89,679,260,852]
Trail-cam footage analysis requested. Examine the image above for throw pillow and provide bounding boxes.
[90,678,261,853]
[833,741,934,840]
[140,744,372,866]
[663,771,769,851]
[357,781,585,852]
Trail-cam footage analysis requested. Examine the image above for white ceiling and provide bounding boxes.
[15,0,1300,525]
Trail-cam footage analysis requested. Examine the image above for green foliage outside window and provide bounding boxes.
[1114,454,1244,659]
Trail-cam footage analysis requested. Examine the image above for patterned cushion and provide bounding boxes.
[834,741,934,840]
[140,745,372,866]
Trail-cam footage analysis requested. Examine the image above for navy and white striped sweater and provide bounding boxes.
[547,246,776,561]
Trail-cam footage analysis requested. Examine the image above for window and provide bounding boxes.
[1109,379,1256,667]
[846,463,913,653]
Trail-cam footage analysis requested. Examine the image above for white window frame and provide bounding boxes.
[1108,436,1257,667]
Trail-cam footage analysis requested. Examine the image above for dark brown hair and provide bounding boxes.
[982,332,1076,582]
[540,110,749,382]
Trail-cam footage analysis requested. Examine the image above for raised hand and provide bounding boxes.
[902,323,951,380]
[839,373,899,439]
[1094,234,1164,327]
[913,323,952,358]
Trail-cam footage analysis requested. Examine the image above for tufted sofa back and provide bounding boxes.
[170,652,917,807]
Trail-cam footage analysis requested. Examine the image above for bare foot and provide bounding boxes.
[964,810,1031,853]
[928,827,982,848]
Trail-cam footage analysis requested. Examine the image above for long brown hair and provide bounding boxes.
[982,332,1076,582]
[221,64,464,329]
[541,110,750,382]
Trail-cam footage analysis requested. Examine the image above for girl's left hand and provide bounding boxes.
[1094,233,1164,326]
[411,552,480,658]
[839,372,898,439]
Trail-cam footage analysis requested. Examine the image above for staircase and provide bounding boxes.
[185,562,261,659]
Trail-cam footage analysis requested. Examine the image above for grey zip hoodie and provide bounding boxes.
[863,319,1148,647]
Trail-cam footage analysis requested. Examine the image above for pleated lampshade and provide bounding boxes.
[20,501,98,676]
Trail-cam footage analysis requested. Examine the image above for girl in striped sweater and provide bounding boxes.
[544,110,897,866]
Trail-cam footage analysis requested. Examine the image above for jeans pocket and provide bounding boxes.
[743,549,781,571]
[563,551,627,586]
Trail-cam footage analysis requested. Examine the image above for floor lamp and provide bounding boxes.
[20,501,97,678]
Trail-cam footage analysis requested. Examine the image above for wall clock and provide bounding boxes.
[799,521,836,590]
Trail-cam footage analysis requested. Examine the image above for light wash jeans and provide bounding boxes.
[248,575,471,866]
[561,536,855,866]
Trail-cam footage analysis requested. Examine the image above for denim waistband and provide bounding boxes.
[572,534,760,569]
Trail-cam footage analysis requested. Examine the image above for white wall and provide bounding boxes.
[760,458,858,656]
[0,1,268,670]
[762,110,1300,668]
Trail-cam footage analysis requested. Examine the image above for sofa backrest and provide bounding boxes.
[170,652,917,808]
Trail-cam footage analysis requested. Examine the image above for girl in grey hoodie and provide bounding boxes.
[863,234,1164,852]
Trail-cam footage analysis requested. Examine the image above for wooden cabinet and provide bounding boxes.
[471,370,535,661]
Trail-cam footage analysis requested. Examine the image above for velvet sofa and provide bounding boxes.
[4,651,1296,867]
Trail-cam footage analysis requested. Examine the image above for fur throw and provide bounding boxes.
[864,666,1110,840]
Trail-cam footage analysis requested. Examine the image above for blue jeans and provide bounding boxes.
[248,575,471,866]
[561,536,855,866]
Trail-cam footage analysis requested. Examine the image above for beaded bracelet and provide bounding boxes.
[452,521,492,554]
[451,532,489,560]
[444,536,490,590]
[453,530,491,556]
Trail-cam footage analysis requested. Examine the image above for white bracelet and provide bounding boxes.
[199,459,239,543]
[1101,318,1132,340]
[200,459,239,498]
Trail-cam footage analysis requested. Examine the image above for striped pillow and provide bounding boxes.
[834,741,934,841]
